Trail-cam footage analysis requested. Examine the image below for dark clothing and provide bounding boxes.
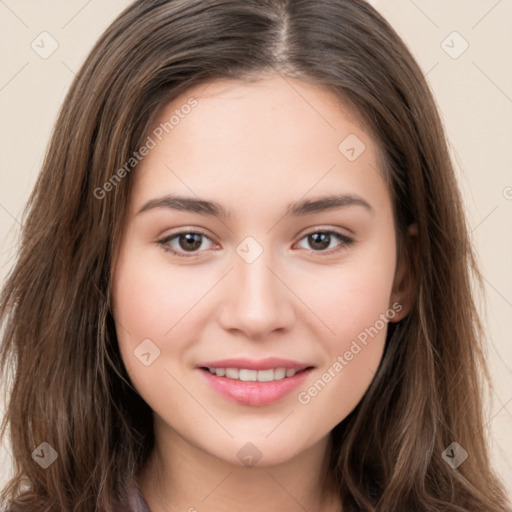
[127,484,151,512]
[3,485,151,512]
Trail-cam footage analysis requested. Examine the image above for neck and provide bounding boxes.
[137,417,341,512]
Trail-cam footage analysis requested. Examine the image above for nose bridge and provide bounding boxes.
[218,237,294,337]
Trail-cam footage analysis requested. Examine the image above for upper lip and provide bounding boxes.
[198,357,313,371]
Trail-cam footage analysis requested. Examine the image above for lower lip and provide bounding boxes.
[198,368,313,406]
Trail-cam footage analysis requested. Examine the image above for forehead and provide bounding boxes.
[130,75,390,219]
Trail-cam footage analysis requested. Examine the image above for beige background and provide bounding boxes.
[0,0,511,495]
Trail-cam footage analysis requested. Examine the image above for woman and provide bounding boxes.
[1,0,510,510]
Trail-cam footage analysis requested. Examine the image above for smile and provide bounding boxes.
[197,357,314,406]
[204,367,301,382]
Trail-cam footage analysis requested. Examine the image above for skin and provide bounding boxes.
[111,74,415,512]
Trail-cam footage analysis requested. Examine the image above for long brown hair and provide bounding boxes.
[1,1,510,510]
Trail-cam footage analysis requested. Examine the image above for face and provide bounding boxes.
[111,75,412,468]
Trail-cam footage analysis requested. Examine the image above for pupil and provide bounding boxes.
[309,233,330,250]
[179,233,202,251]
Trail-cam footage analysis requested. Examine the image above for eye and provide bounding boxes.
[295,230,353,254]
[158,229,354,258]
[158,231,216,257]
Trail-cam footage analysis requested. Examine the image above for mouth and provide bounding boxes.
[196,357,314,406]
[200,366,310,382]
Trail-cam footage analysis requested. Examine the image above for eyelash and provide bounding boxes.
[157,229,354,258]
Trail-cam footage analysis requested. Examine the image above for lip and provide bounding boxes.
[196,357,314,406]
[198,357,310,371]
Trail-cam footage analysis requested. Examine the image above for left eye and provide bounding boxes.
[296,230,353,253]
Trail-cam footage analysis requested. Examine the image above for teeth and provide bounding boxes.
[257,369,274,382]
[239,369,257,382]
[274,368,286,380]
[207,366,300,382]
[225,368,239,379]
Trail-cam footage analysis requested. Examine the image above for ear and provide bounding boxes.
[389,223,418,322]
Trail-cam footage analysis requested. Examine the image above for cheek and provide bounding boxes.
[296,333,386,432]
[112,247,208,340]
[293,242,397,351]
[291,242,396,419]
[111,250,204,411]
[111,246,222,385]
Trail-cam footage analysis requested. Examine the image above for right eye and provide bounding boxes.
[157,231,217,257]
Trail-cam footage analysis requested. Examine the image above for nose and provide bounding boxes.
[218,247,295,340]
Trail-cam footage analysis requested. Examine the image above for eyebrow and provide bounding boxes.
[136,193,373,218]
